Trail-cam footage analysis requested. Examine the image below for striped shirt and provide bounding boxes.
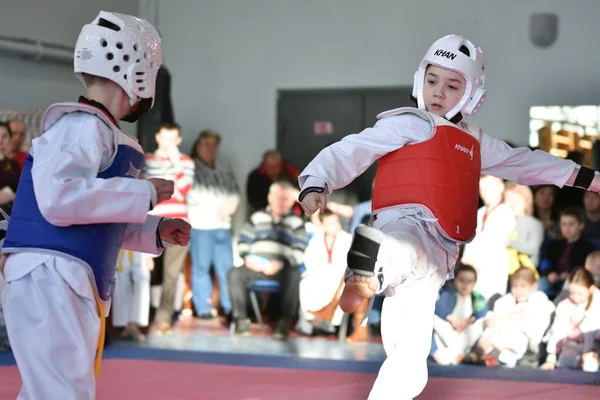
[238,209,308,267]
[142,151,194,220]
[187,157,240,230]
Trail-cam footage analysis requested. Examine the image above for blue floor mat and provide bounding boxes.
[2,345,599,386]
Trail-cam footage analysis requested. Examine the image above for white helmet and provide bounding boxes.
[412,34,486,122]
[74,11,162,122]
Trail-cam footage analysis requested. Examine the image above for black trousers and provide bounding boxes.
[227,265,301,321]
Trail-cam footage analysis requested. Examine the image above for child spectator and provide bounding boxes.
[541,268,600,372]
[298,210,352,335]
[431,264,487,365]
[467,267,555,367]
[538,207,596,298]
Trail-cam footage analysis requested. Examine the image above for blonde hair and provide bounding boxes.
[569,268,596,312]
[269,180,295,194]
[585,251,600,268]
[504,182,534,215]
[511,267,537,284]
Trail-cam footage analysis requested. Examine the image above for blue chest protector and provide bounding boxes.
[3,107,146,301]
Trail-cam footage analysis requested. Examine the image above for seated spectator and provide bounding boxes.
[431,265,487,366]
[228,181,308,339]
[532,184,560,248]
[503,182,544,276]
[0,122,21,218]
[466,267,555,367]
[554,251,600,304]
[246,150,299,215]
[541,268,600,372]
[297,210,352,335]
[538,207,596,298]
[582,191,600,245]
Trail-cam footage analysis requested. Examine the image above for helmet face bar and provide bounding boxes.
[412,34,487,122]
[74,11,163,122]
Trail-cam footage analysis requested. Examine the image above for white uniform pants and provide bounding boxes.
[433,317,484,364]
[367,216,450,400]
[2,253,103,400]
[111,252,150,327]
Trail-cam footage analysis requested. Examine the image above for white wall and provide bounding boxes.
[0,0,139,116]
[158,0,600,190]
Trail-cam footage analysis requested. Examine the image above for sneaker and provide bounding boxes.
[234,319,251,337]
[151,322,173,336]
[582,353,599,373]
[196,313,214,320]
[296,318,314,336]
[273,320,291,340]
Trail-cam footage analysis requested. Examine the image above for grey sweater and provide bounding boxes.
[509,215,545,267]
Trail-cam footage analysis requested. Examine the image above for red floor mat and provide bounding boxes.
[0,360,597,400]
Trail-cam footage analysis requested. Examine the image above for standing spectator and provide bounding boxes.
[144,122,194,334]
[187,129,240,319]
[7,120,28,169]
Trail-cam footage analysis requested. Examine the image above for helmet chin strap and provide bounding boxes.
[448,112,463,124]
[121,97,153,123]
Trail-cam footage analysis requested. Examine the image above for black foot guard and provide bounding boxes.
[347,225,384,277]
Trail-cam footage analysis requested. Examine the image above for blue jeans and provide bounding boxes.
[537,276,564,298]
[189,229,233,315]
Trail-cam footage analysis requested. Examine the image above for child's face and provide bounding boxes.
[534,186,555,211]
[568,283,591,305]
[559,215,584,242]
[155,128,182,151]
[454,270,476,297]
[585,260,600,286]
[422,65,466,117]
[583,191,600,214]
[479,175,505,206]
[585,260,600,277]
[511,278,536,303]
[504,191,526,216]
[0,126,10,153]
[321,214,342,236]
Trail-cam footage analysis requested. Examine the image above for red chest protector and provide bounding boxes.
[372,107,481,243]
